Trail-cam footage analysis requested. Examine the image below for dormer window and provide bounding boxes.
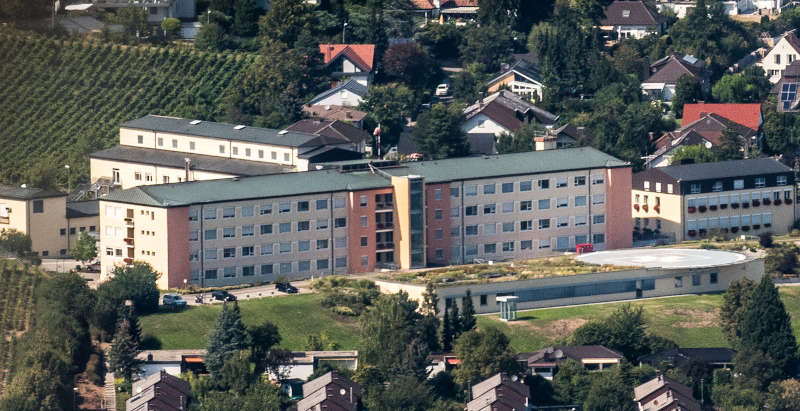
[622,9,630,17]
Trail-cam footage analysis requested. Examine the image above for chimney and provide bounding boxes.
[648,132,655,141]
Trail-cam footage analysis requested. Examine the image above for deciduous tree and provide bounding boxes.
[672,74,703,118]
[233,0,262,36]
[412,103,470,159]
[94,262,160,338]
[453,328,521,388]
[71,231,97,265]
[669,144,715,165]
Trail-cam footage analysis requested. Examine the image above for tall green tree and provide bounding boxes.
[669,144,715,165]
[0,0,51,19]
[381,43,441,91]
[477,0,520,27]
[206,302,250,377]
[739,276,799,379]
[211,0,235,15]
[582,368,636,411]
[363,373,434,411]
[720,278,756,344]
[94,262,160,338]
[24,160,61,190]
[358,83,415,150]
[109,316,142,382]
[196,23,230,51]
[453,328,521,387]
[71,231,97,265]
[233,0,262,36]
[459,24,515,70]
[714,126,744,160]
[421,282,439,317]
[712,66,771,103]
[461,290,476,332]
[248,320,281,374]
[571,304,653,361]
[496,122,544,154]
[441,305,453,352]
[672,74,703,118]
[412,103,470,159]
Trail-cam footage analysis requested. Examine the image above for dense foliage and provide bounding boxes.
[0,28,255,185]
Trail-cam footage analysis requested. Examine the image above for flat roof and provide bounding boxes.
[0,184,65,200]
[575,248,747,269]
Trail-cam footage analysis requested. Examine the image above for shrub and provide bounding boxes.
[331,306,357,316]
[792,229,800,237]
[699,243,718,250]
[759,232,774,248]
[86,353,105,386]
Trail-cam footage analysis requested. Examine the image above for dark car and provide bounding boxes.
[83,262,101,273]
[211,290,237,302]
[275,282,298,294]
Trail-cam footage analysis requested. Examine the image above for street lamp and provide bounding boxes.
[183,278,188,290]
[342,21,348,43]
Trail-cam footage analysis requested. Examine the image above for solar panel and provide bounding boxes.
[781,83,797,106]
[682,55,698,65]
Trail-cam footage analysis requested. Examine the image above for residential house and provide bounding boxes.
[97,147,632,288]
[639,347,736,369]
[409,0,437,23]
[634,375,701,411]
[285,119,369,154]
[126,370,190,411]
[302,104,367,127]
[462,90,558,137]
[136,349,207,379]
[308,80,369,108]
[89,115,366,190]
[771,60,800,111]
[600,1,665,43]
[297,371,362,411]
[0,185,99,258]
[268,351,359,381]
[92,0,196,24]
[656,0,739,17]
[467,373,529,411]
[632,158,796,243]
[486,55,544,100]
[517,345,624,380]
[739,0,785,14]
[646,113,757,168]
[681,103,762,131]
[439,0,479,24]
[641,54,708,103]
[757,31,800,83]
[319,44,375,87]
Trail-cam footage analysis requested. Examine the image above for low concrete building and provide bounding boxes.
[467,373,529,411]
[634,374,701,411]
[297,371,362,411]
[136,349,207,379]
[270,350,359,381]
[517,345,623,379]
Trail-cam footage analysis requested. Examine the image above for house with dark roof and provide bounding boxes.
[600,1,665,43]
[302,104,367,127]
[285,119,370,153]
[319,44,375,87]
[126,370,190,411]
[639,347,736,370]
[646,113,758,168]
[634,375,701,411]
[296,371,362,411]
[641,54,708,102]
[517,345,623,379]
[632,158,796,242]
[771,60,800,112]
[757,31,800,83]
[309,79,369,108]
[486,56,544,100]
[467,373,529,411]
[462,90,558,137]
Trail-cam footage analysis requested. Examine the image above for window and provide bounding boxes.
[189,209,199,221]
[360,236,368,247]
[484,223,497,235]
[539,239,550,249]
[465,245,478,256]
[483,184,496,194]
[205,229,217,240]
[241,206,254,217]
[538,179,550,189]
[520,181,532,191]
[435,209,443,220]
[334,197,346,208]
[538,219,550,229]
[556,177,568,188]
[593,214,605,224]
[573,195,588,207]
[502,202,514,213]
[451,207,460,217]
[734,179,744,190]
[465,225,478,236]
[360,195,368,207]
[592,175,604,185]
[137,135,144,144]
[434,188,442,200]
[361,256,369,267]
[260,204,272,215]
[521,240,532,250]
[278,222,291,233]
[520,220,533,231]
[674,276,683,288]
[483,204,496,214]
[538,199,550,210]
[261,224,273,235]
[501,182,513,193]
[710,273,718,284]
[242,225,254,237]
[667,183,674,194]
[557,197,569,208]
[592,194,605,205]
[134,172,142,181]
[112,168,120,184]
[752,177,766,188]
[271,151,277,160]
[298,241,310,252]
[261,264,273,275]
[557,216,568,227]
[335,257,347,268]
[574,176,586,186]
[297,201,309,212]
[786,189,793,200]
[242,246,254,257]
[502,241,515,252]
[465,205,478,216]
[189,231,199,241]
[189,141,196,151]
[764,212,772,225]
[360,216,368,227]
[316,219,329,230]
[205,269,218,279]
[484,243,496,254]
[317,239,329,250]
[280,262,292,274]
[465,185,477,196]
[284,153,290,162]
[171,139,178,149]
[317,259,329,270]
[334,217,347,228]
[223,248,236,259]
[221,266,235,278]
[33,200,43,213]
[219,145,225,154]
[316,199,328,210]
[297,221,310,231]
[261,243,273,255]
[450,187,460,197]
[520,200,532,211]
[592,233,605,243]
[205,249,217,260]
[776,54,781,64]
[157,137,164,147]
[435,228,443,240]
[279,202,291,213]
[223,227,235,238]
[245,148,251,157]
[690,184,701,194]
[575,235,588,244]
[223,207,235,218]
[279,242,291,254]
[258,150,263,159]
[499,222,513,233]
[451,226,460,236]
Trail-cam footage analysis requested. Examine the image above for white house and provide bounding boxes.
[308,80,368,108]
[656,0,739,17]
[757,31,800,83]
[462,90,558,137]
[319,44,375,87]
[600,1,665,42]
[641,54,708,103]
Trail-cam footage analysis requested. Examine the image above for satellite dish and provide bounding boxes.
[339,388,346,396]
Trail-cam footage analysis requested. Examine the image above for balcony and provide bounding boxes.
[375,202,393,212]
[375,222,394,231]
[123,257,133,265]
[124,238,134,246]
[376,242,394,251]
[124,218,134,227]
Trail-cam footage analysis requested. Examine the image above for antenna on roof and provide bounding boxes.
[189,120,201,125]
[233,125,246,130]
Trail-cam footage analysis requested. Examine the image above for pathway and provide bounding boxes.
[102,367,115,410]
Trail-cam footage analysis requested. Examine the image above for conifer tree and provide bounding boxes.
[109,316,142,382]
[421,282,440,317]
[206,302,250,377]
[449,302,462,341]
[740,276,799,378]
[461,289,477,332]
[441,307,453,352]
[720,278,756,344]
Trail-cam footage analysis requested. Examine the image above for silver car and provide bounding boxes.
[162,293,187,307]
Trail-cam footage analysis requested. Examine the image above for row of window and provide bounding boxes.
[193,218,348,240]
[59,226,97,236]
[198,238,346,260]
[455,195,604,217]
[674,272,718,288]
[455,234,605,257]
[194,257,348,280]
[190,199,347,221]
[687,213,773,230]
[449,175,605,198]
[452,215,605,237]
[144,134,293,162]
[687,190,793,208]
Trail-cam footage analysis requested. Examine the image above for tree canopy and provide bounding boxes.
[412,103,470,160]
[206,302,250,377]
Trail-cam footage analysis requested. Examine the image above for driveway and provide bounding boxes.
[178,279,315,306]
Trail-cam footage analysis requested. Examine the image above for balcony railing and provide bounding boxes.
[375,202,393,211]
[375,222,394,230]
[376,242,394,251]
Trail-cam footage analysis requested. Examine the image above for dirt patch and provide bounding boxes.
[75,372,104,410]
[509,318,588,339]
[663,308,718,328]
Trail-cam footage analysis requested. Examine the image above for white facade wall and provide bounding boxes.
[462,114,511,137]
[757,36,800,83]
[90,158,237,189]
[311,89,365,108]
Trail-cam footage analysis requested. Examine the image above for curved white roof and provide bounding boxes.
[575,248,746,269]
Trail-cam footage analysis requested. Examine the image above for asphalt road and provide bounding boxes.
[176,279,315,306]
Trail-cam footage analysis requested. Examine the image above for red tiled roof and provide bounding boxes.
[319,44,376,72]
[410,0,435,9]
[682,103,762,131]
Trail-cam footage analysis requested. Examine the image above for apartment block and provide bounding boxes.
[632,158,796,243]
[98,147,632,289]
[90,115,366,189]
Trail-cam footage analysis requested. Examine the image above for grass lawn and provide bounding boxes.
[478,287,800,353]
[139,294,360,350]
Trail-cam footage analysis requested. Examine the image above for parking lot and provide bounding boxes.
[169,280,315,307]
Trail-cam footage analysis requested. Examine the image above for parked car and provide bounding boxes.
[275,282,298,294]
[211,290,237,302]
[83,262,100,272]
[435,83,450,96]
[162,293,187,307]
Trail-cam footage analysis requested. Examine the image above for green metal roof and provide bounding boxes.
[385,147,629,183]
[101,170,392,207]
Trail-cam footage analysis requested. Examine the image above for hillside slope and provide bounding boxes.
[0,29,256,184]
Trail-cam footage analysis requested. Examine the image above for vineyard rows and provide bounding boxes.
[0,28,257,184]
[0,261,39,390]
